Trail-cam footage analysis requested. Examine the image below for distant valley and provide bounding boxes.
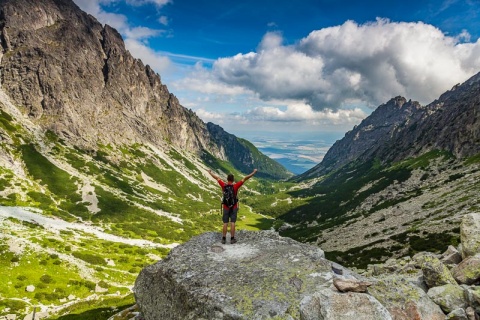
[237,131,344,175]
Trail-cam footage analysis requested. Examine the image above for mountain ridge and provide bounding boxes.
[299,71,480,180]
[0,0,291,179]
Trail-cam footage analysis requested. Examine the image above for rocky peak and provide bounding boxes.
[299,96,423,178]
[299,70,480,180]
[0,0,291,179]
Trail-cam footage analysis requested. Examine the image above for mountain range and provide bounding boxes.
[0,0,479,318]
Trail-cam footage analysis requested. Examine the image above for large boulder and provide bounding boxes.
[417,254,457,288]
[452,255,480,285]
[134,230,368,320]
[442,245,463,266]
[460,213,480,259]
[368,276,445,320]
[427,284,467,314]
[300,288,391,320]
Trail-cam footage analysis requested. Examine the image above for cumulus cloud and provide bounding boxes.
[245,103,366,125]
[208,19,480,111]
[195,103,366,128]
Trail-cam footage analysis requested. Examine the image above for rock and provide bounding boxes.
[465,306,477,320]
[462,286,480,309]
[300,288,392,320]
[461,213,480,259]
[95,283,109,293]
[442,245,463,266]
[427,284,467,313]
[332,278,372,293]
[135,230,361,320]
[5,314,16,320]
[418,254,457,288]
[446,308,468,320]
[368,276,445,320]
[452,255,480,285]
[25,285,35,292]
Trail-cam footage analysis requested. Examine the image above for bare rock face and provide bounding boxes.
[0,0,210,152]
[0,0,291,179]
[133,230,375,320]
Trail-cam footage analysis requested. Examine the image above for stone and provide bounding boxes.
[300,288,392,320]
[418,254,457,288]
[462,286,480,310]
[332,277,372,293]
[25,285,35,292]
[452,255,480,285]
[368,276,445,320]
[465,307,477,320]
[442,245,463,266]
[446,308,468,320]
[427,284,467,314]
[461,213,480,259]
[135,230,361,320]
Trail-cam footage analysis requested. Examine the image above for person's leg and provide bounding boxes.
[222,209,229,244]
[230,208,238,243]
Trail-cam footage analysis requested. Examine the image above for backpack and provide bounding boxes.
[222,184,237,208]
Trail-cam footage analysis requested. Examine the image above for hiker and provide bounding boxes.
[207,169,258,244]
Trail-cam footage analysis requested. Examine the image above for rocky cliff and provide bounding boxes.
[133,213,480,320]
[300,72,480,179]
[0,0,290,179]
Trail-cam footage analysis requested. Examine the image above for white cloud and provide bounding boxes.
[194,102,366,130]
[125,0,171,7]
[158,15,169,26]
[175,63,250,96]
[203,19,480,111]
[245,103,367,125]
[124,39,171,71]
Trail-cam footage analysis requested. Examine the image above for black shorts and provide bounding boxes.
[222,208,238,223]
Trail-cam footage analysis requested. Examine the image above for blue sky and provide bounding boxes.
[73,0,480,141]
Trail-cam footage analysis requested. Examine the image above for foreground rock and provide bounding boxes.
[134,230,386,320]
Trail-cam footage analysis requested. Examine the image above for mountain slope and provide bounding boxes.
[273,71,480,268]
[0,0,290,180]
[299,72,480,180]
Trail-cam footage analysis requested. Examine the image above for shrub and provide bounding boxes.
[72,252,107,266]
[40,274,53,284]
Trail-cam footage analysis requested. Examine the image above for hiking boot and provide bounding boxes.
[230,238,237,244]
[221,237,226,244]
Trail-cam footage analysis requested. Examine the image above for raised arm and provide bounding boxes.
[208,169,221,181]
[241,169,258,182]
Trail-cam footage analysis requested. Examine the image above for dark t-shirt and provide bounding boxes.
[217,179,244,209]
